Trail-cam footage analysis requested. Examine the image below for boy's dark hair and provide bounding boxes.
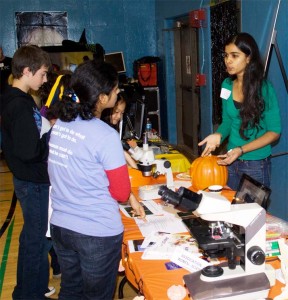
[12,45,51,79]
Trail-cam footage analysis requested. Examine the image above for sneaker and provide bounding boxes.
[45,286,56,297]
[53,272,62,279]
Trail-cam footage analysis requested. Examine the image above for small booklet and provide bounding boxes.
[128,239,150,253]
[135,215,189,237]
[120,200,164,218]
[120,203,154,218]
[141,232,200,260]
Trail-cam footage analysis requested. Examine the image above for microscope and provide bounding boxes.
[122,133,174,200]
[158,186,274,300]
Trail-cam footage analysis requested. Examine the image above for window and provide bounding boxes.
[15,12,68,48]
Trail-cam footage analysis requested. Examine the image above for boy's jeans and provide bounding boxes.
[12,177,51,300]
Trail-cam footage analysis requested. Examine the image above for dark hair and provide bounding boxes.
[225,32,265,139]
[46,100,64,121]
[58,60,118,122]
[46,98,78,121]
[38,72,72,107]
[12,45,51,79]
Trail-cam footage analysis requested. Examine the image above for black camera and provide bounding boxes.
[158,185,202,212]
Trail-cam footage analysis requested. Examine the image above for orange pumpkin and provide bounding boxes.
[190,155,228,191]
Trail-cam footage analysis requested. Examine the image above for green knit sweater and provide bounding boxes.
[216,78,281,160]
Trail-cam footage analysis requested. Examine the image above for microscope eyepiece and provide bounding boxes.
[158,185,202,212]
[158,185,169,196]
[158,185,181,206]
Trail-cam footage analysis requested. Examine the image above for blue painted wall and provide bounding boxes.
[1,0,288,219]
[0,0,157,77]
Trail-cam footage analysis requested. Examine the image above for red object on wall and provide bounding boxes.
[189,9,206,28]
[196,74,206,86]
[137,63,158,87]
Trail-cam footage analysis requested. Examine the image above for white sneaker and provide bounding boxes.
[52,272,62,279]
[45,286,56,297]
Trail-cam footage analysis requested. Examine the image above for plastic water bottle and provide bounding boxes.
[146,118,152,139]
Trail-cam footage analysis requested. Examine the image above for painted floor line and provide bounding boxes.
[0,192,17,239]
[0,217,15,298]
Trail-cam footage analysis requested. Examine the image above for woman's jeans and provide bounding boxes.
[12,177,51,300]
[51,224,123,300]
[227,157,271,191]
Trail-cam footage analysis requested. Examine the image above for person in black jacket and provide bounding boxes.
[1,45,55,300]
[0,44,12,95]
[0,45,12,156]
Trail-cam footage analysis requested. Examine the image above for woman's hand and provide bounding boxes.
[128,193,146,221]
[217,147,242,165]
[198,133,222,157]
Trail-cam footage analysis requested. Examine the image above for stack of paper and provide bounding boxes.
[140,232,199,260]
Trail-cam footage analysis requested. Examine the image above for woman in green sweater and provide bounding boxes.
[199,32,281,190]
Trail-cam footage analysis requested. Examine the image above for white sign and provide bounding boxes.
[170,247,210,273]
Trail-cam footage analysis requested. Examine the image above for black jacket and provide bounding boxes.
[1,86,49,183]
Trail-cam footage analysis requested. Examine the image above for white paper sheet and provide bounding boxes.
[135,215,188,237]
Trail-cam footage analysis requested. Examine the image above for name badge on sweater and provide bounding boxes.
[220,88,231,100]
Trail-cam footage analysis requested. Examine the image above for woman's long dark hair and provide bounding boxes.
[225,32,265,139]
[58,60,118,122]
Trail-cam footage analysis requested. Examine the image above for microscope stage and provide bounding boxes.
[183,270,270,300]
